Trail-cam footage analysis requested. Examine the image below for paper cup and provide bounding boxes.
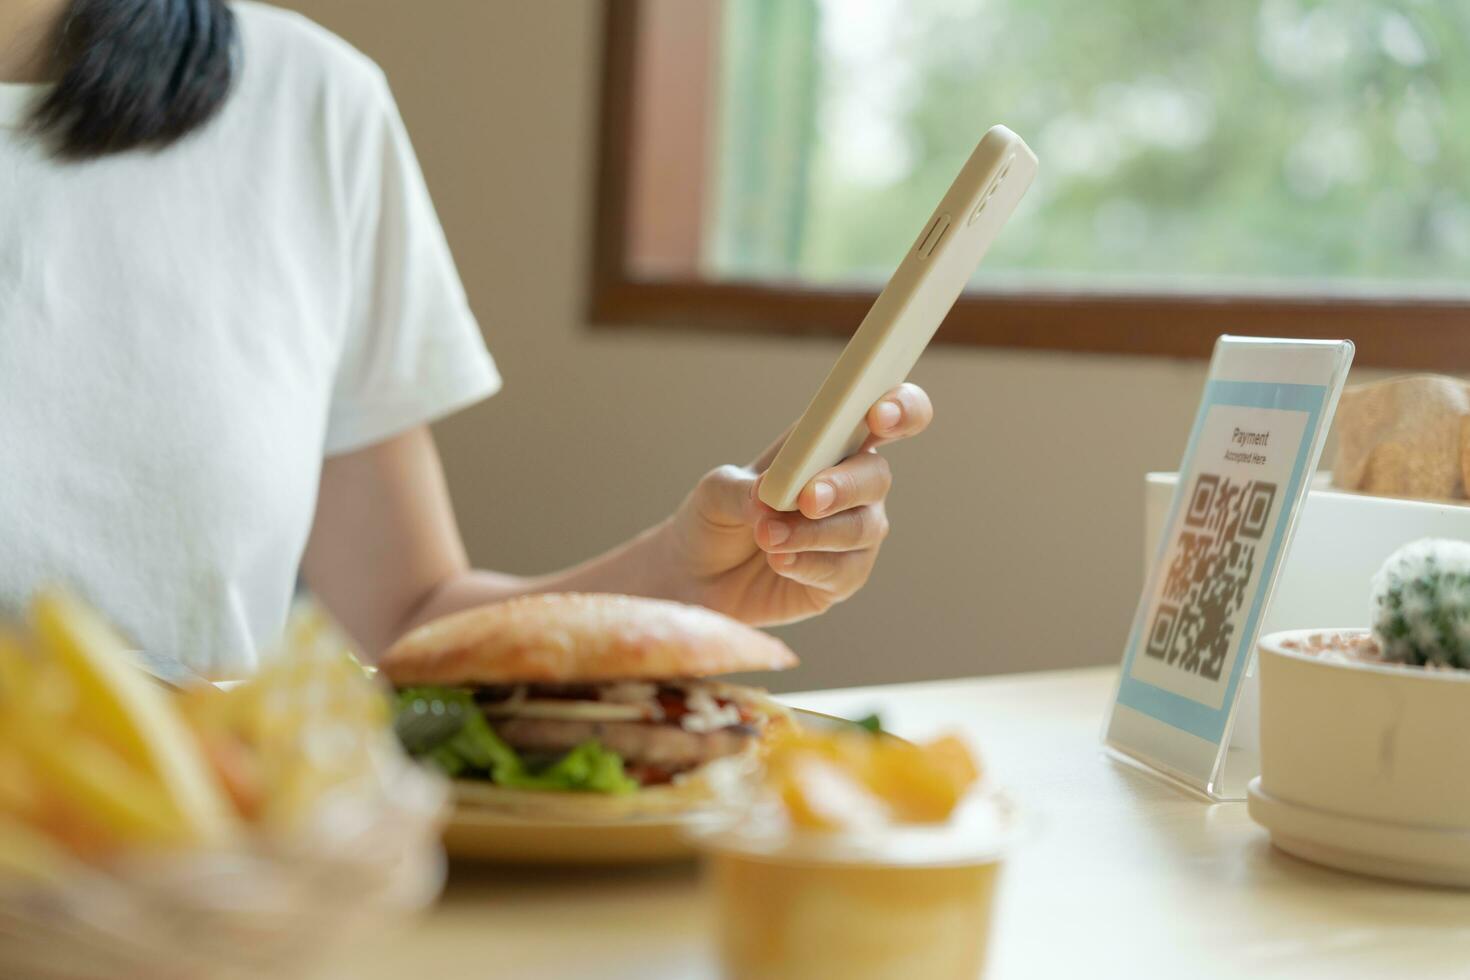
[690,795,1014,980]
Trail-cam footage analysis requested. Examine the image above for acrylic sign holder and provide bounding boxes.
[1103,336,1354,801]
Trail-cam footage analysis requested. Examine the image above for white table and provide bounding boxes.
[339,668,1470,979]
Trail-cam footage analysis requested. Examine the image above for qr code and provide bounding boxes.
[1144,474,1277,681]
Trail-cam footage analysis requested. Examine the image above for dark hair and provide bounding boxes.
[32,0,238,160]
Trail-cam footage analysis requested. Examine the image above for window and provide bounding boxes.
[592,0,1470,367]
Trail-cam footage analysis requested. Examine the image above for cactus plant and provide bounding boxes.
[1370,538,1470,669]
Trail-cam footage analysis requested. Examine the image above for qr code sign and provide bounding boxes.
[1145,474,1277,681]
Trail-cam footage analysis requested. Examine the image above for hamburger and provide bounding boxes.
[381,593,797,816]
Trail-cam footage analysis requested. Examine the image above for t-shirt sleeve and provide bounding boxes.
[322,70,500,456]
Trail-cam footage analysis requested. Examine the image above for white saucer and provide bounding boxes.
[1247,778,1470,888]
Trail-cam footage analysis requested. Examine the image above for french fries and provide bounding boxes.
[181,604,393,831]
[0,590,397,880]
[0,812,89,884]
[31,591,237,846]
[0,594,236,862]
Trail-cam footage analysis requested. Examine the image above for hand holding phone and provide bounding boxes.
[758,125,1038,511]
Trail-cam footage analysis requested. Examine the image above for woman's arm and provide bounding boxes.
[300,426,688,655]
[301,384,933,658]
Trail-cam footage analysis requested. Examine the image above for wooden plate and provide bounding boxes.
[441,707,857,865]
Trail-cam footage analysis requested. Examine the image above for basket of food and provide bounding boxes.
[0,592,448,980]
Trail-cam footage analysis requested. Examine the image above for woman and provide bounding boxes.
[0,0,933,676]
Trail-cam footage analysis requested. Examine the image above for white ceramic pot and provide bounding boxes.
[1250,628,1470,886]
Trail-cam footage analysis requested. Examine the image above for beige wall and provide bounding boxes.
[284,1,1379,692]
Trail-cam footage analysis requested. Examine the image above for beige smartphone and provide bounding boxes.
[758,125,1038,512]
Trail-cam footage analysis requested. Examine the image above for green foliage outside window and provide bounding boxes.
[710,0,1470,291]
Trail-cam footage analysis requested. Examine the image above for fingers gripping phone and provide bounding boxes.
[757,125,1038,512]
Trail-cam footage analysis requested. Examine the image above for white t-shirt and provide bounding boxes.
[0,2,500,677]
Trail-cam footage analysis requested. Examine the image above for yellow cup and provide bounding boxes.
[693,796,1012,980]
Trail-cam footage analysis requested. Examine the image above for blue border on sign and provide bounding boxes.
[1116,380,1326,745]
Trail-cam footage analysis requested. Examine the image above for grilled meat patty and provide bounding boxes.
[493,717,755,770]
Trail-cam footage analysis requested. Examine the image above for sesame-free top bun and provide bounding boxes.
[380,593,798,686]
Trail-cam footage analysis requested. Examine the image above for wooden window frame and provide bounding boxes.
[589,0,1470,370]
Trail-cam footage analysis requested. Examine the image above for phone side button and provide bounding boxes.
[916,213,951,258]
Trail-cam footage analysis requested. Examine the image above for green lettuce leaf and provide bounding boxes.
[393,686,637,794]
[496,740,637,793]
